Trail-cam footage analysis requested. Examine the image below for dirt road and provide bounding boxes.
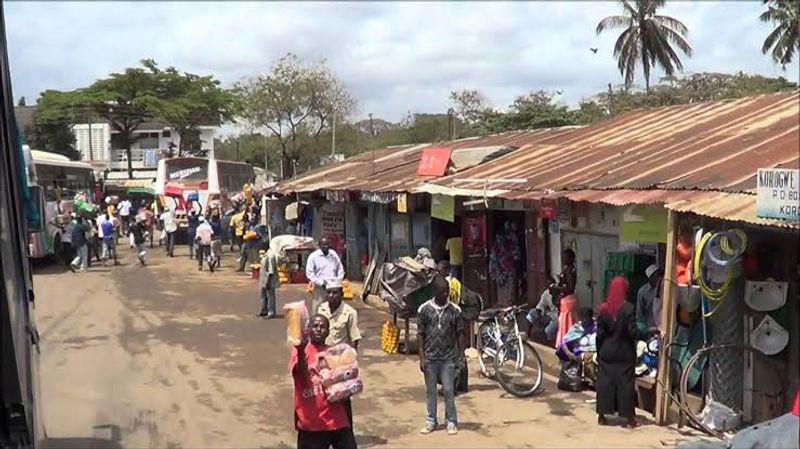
[34,242,694,448]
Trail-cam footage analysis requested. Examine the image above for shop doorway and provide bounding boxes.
[561,231,619,309]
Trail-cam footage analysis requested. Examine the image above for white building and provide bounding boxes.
[72,121,219,172]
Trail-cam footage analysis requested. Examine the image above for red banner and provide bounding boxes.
[464,216,487,254]
[539,198,558,219]
[417,147,453,176]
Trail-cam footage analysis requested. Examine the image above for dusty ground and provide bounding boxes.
[33,241,698,449]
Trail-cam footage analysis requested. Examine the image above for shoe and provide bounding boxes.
[68,263,76,273]
[79,268,87,272]
[420,424,435,435]
[446,423,458,435]
[265,313,276,319]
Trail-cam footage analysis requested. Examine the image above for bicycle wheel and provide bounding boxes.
[477,322,498,378]
[494,339,543,398]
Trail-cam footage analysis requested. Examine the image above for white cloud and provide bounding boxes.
[7,1,798,123]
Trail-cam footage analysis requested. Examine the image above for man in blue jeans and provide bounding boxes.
[417,275,464,436]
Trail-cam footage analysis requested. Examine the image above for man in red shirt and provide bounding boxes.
[290,314,357,449]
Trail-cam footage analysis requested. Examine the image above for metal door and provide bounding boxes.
[561,231,593,308]
[590,234,620,307]
[462,212,493,305]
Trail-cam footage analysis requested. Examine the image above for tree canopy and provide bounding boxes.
[235,53,357,178]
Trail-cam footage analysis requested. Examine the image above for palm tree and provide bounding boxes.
[760,0,799,68]
[596,0,693,93]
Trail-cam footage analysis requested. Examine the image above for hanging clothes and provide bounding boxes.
[555,294,578,348]
[489,232,521,306]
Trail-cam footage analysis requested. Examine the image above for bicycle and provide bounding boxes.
[475,305,526,378]
[488,307,544,398]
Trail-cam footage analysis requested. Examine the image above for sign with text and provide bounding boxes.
[539,198,557,219]
[620,205,668,243]
[417,147,453,176]
[320,204,345,256]
[431,194,455,222]
[757,168,800,221]
[397,193,408,213]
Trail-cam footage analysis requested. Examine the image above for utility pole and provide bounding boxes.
[86,103,93,161]
[369,113,375,175]
[447,108,455,140]
[331,111,336,157]
[264,134,269,176]
[236,139,240,161]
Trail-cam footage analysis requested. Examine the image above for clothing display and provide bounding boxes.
[489,231,522,306]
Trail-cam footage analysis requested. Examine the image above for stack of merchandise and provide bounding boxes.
[380,321,400,354]
[601,252,655,303]
[277,263,290,284]
[314,344,363,403]
[283,301,309,346]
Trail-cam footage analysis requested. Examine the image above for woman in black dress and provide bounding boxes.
[596,276,659,428]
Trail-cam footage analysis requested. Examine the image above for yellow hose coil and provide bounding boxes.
[693,230,746,317]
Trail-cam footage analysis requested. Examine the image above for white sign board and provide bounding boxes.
[756,168,800,220]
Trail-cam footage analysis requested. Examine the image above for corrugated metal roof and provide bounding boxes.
[434,92,799,193]
[270,127,576,195]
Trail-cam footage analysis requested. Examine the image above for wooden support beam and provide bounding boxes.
[655,209,677,425]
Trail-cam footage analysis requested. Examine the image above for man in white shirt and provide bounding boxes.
[117,199,132,235]
[305,238,344,313]
[195,216,214,271]
[160,207,178,257]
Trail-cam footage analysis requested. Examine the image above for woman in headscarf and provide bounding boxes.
[595,276,659,428]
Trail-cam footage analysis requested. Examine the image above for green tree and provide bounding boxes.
[144,59,237,157]
[235,53,357,178]
[66,63,163,178]
[449,89,492,137]
[25,90,80,160]
[596,0,693,92]
[760,0,799,68]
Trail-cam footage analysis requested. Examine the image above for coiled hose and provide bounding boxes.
[693,229,747,317]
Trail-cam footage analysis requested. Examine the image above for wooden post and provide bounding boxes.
[655,209,677,425]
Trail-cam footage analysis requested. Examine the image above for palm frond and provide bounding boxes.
[597,15,631,34]
[613,27,634,58]
[653,14,690,35]
[659,23,693,56]
[762,23,787,54]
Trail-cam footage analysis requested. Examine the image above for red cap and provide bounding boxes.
[792,389,800,416]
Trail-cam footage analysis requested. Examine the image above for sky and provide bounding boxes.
[6,1,799,126]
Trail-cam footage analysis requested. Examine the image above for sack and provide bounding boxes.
[283,301,308,346]
[459,287,484,321]
[317,343,358,370]
[319,362,359,388]
[557,360,583,392]
[456,357,469,393]
[325,378,363,403]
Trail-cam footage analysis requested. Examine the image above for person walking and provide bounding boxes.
[209,212,223,267]
[417,276,464,436]
[86,218,102,268]
[160,206,178,257]
[305,238,344,313]
[291,315,357,449]
[68,216,91,272]
[318,280,362,428]
[130,216,149,266]
[117,198,132,235]
[195,216,215,271]
[99,212,119,266]
[596,276,659,428]
[186,210,200,260]
[258,248,279,319]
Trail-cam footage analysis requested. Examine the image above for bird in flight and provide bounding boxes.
[590,48,598,53]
